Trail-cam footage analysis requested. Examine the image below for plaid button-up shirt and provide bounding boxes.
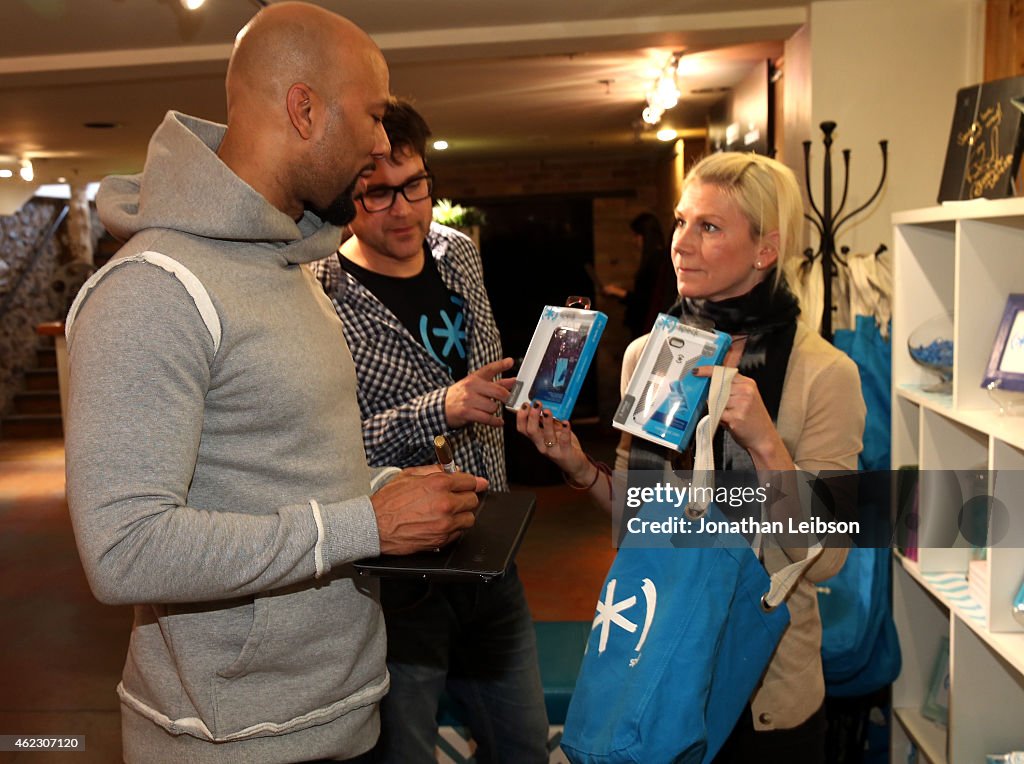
[311,222,507,490]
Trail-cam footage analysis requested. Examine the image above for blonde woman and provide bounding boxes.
[518,152,865,763]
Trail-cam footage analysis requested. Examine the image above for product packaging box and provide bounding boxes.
[507,305,607,421]
[613,314,731,451]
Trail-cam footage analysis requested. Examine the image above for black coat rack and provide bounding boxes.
[802,121,888,340]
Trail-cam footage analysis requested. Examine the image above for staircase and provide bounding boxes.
[2,339,63,439]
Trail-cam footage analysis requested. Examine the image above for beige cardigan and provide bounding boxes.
[618,321,865,731]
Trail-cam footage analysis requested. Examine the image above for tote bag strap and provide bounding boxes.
[684,364,825,609]
[685,365,737,519]
[758,455,826,610]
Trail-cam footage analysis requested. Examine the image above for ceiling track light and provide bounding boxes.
[641,51,684,128]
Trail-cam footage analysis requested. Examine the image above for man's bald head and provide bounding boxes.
[216,1,391,224]
[226,1,379,117]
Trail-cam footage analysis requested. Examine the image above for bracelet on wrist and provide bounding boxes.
[564,454,611,494]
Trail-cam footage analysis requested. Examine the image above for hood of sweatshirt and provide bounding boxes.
[97,111,340,265]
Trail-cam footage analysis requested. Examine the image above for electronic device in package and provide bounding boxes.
[507,303,607,421]
[613,314,731,451]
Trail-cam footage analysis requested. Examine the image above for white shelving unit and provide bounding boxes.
[891,198,1024,763]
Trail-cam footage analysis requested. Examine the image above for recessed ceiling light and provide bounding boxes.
[83,122,121,129]
[181,0,206,9]
[433,140,449,151]
[656,128,678,142]
[0,170,13,179]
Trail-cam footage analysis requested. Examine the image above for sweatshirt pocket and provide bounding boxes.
[215,595,271,680]
[211,579,386,740]
[156,580,386,742]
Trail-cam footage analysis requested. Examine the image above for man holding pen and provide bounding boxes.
[64,6,485,762]
[313,100,548,762]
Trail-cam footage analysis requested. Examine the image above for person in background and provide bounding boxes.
[518,152,865,764]
[603,212,677,338]
[63,5,485,763]
[312,99,549,764]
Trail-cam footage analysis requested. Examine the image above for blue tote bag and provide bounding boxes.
[818,546,901,696]
[561,368,824,764]
[833,314,891,472]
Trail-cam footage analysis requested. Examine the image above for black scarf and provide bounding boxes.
[675,269,800,421]
[629,270,800,471]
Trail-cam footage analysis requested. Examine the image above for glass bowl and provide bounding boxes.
[908,311,954,393]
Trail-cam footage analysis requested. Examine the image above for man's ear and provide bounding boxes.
[286,83,315,139]
[758,230,780,270]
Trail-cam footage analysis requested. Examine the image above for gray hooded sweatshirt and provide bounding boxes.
[65,111,396,763]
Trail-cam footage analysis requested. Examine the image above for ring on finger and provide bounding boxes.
[544,440,556,448]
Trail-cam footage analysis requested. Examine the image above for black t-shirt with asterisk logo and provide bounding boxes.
[340,246,469,380]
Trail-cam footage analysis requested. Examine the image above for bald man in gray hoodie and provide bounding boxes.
[64,4,483,763]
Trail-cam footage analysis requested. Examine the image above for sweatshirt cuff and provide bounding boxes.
[369,466,401,493]
[319,495,381,568]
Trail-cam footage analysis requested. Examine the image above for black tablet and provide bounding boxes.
[354,490,536,581]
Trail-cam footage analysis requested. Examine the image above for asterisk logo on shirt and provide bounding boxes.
[433,309,466,358]
[419,295,467,372]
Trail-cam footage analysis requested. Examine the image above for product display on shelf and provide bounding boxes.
[894,465,920,562]
[921,637,949,726]
[968,558,990,612]
[907,311,954,393]
[891,198,1024,763]
[982,293,1024,393]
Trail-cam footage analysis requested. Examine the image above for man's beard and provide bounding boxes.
[313,176,359,227]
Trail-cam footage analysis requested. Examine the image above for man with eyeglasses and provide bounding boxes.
[312,100,548,763]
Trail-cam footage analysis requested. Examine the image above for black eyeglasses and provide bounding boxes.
[356,174,434,213]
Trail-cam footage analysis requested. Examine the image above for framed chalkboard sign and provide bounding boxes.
[937,75,1024,202]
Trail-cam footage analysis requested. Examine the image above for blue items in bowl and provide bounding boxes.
[908,311,954,393]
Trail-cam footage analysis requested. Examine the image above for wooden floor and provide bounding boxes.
[0,436,615,763]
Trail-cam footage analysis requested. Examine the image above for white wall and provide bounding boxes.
[793,0,984,256]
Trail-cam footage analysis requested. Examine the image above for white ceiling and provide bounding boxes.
[0,0,814,186]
